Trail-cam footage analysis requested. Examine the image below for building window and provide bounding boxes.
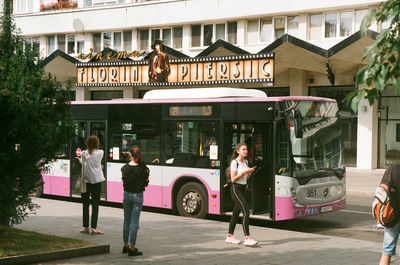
[227,22,237,44]
[310,10,368,40]
[67,34,84,55]
[216,23,225,41]
[261,19,273,42]
[47,35,56,54]
[91,90,123,100]
[151,29,160,44]
[274,17,286,39]
[139,27,182,51]
[287,16,299,36]
[24,37,40,52]
[309,14,322,40]
[14,0,37,13]
[163,28,172,47]
[247,17,297,44]
[247,20,259,44]
[113,32,122,50]
[92,32,124,52]
[55,34,65,52]
[123,31,132,51]
[173,27,183,49]
[203,24,213,46]
[355,9,368,31]
[103,32,112,49]
[191,24,201,47]
[139,29,149,51]
[191,22,237,48]
[86,0,131,6]
[93,33,102,52]
[340,11,353,37]
[325,13,337,38]
[67,35,76,54]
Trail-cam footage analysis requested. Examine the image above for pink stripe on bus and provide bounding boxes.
[107,179,220,214]
[41,175,69,197]
[275,196,346,221]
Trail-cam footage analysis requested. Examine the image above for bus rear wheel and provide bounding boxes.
[176,182,208,219]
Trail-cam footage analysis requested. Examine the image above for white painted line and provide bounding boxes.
[341,209,371,215]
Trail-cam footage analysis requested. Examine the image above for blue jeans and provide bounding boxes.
[123,191,143,246]
[383,222,400,256]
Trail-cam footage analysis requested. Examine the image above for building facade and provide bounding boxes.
[5,0,397,169]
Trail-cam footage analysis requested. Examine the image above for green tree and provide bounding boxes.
[345,0,400,112]
[0,0,74,226]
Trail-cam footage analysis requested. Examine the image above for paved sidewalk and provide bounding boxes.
[16,196,383,265]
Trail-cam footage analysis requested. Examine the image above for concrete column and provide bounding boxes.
[236,19,246,47]
[84,33,93,54]
[289,69,307,96]
[182,25,191,55]
[356,97,378,169]
[75,86,90,101]
[132,29,138,51]
[123,87,139,99]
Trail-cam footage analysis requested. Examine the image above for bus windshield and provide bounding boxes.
[283,100,344,180]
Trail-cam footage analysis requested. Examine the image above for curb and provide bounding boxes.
[0,244,110,265]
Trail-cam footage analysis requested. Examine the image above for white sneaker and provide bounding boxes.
[225,235,241,244]
[244,236,258,246]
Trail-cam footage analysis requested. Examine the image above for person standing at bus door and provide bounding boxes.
[79,135,105,235]
[121,146,149,256]
[225,143,258,246]
[380,164,400,265]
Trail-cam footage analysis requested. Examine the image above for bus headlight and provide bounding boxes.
[291,188,299,205]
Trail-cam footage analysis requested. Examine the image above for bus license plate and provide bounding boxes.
[320,205,333,213]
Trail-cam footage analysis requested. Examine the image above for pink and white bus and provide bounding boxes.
[42,88,345,221]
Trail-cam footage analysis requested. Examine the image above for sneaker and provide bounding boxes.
[128,248,143,256]
[243,236,258,246]
[225,235,241,244]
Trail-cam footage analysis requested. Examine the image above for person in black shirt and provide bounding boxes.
[121,146,149,256]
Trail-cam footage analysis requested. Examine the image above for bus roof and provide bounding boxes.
[71,95,336,105]
[143,88,267,99]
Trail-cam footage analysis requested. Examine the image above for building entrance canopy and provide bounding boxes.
[43,30,377,89]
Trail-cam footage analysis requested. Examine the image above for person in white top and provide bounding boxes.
[79,135,105,235]
[225,143,258,246]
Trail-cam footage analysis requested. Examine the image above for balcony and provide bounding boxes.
[40,1,78,12]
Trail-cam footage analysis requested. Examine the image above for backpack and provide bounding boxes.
[224,159,247,188]
[372,166,400,227]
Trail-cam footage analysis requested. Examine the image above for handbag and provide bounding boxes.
[74,174,87,193]
[74,153,87,193]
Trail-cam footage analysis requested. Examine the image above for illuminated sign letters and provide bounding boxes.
[76,54,274,87]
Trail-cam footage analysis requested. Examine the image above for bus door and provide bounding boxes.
[71,121,107,199]
[223,122,272,215]
[249,123,273,215]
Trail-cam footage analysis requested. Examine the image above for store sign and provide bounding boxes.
[76,53,274,87]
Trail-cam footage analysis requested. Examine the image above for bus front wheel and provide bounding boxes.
[176,182,208,219]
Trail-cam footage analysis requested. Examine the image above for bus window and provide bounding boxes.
[165,121,219,168]
[109,122,161,164]
[276,120,290,175]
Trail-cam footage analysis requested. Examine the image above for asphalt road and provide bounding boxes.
[249,194,383,243]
